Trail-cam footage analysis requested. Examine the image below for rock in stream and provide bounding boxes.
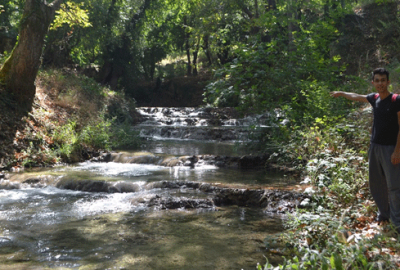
[3,172,310,214]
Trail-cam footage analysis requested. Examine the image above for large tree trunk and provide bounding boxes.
[0,0,62,111]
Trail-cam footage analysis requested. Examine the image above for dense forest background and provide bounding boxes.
[2,0,400,113]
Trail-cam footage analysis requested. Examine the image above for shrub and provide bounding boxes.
[79,117,112,150]
[110,120,141,150]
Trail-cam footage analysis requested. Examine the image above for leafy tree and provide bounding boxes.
[203,0,347,124]
[42,0,91,67]
[0,0,25,60]
[0,0,64,111]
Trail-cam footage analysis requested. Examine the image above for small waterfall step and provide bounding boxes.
[134,107,271,141]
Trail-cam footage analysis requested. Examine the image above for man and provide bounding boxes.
[331,68,400,233]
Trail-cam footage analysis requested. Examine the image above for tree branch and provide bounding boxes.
[48,0,64,11]
[235,0,253,19]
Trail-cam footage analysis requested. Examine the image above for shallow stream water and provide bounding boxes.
[0,108,296,270]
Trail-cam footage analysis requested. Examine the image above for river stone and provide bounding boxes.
[56,178,111,192]
[110,152,160,164]
[91,152,112,162]
[139,180,310,213]
[148,196,214,210]
[109,182,140,193]
[7,174,58,187]
[179,156,197,167]
[95,151,272,169]
[160,157,182,167]
[129,155,160,164]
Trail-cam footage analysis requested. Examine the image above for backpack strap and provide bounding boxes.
[392,93,399,102]
[374,93,399,102]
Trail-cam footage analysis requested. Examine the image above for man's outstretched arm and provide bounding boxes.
[330,91,368,103]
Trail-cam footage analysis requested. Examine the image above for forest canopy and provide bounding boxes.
[1,0,400,121]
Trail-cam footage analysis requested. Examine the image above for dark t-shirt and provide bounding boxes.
[367,93,400,145]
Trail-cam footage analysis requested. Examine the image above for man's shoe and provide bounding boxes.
[376,216,389,225]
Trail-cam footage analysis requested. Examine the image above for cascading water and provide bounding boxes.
[0,107,300,270]
[135,107,271,143]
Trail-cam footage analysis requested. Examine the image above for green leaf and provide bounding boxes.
[330,253,343,270]
[50,1,92,30]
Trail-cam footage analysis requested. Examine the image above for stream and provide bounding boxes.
[0,107,302,270]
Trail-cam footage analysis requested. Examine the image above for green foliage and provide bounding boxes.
[0,0,23,32]
[203,7,347,126]
[51,115,141,161]
[0,50,11,68]
[111,120,141,150]
[5,0,400,106]
[262,104,400,269]
[79,116,112,150]
[52,120,81,161]
[36,68,142,163]
[50,1,92,30]
[260,212,399,269]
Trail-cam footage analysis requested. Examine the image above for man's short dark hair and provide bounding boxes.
[372,68,390,81]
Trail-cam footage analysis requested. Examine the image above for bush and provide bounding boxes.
[110,120,141,150]
[79,117,112,150]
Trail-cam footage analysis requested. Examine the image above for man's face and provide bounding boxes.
[372,74,390,93]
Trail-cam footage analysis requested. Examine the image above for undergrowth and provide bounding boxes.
[10,68,142,167]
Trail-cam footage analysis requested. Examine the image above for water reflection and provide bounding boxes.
[0,155,295,269]
[0,186,284,269]
[139,139,248,156]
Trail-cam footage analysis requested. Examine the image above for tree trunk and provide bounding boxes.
[186,37,192,76]
[202,34,212,66]
[324,0,330,16]
[184,16,192,76]
[287,0,297,52]
[192,36,201,76]
[0,0,63,111]
[192,50,198,76]
[100,0,152,87]
[267,0,277,11]
[255,0,259,19]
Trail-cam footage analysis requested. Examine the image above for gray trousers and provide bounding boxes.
[369,143,400,230]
